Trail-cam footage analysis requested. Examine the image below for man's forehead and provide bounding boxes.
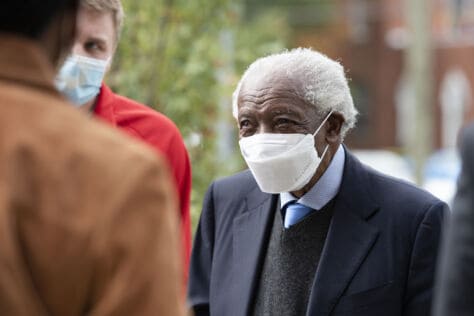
[237,79,313,116]
[77,6,115,40]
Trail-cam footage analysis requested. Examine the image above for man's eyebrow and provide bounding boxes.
[85,35,108,44]
[237,108,253,117]
[270,106,299,115]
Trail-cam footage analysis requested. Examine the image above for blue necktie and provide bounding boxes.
[283,202,314,228]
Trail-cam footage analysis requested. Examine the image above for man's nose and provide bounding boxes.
[255,124,273,134]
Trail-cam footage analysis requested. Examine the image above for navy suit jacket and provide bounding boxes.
[188,149,447,316]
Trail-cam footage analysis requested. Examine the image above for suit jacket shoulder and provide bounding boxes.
[339,150,444,219]
[211,170,260,203]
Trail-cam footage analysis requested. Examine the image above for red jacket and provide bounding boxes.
[94,84,192,282]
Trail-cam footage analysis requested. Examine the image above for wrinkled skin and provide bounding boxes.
[237,74,345,197]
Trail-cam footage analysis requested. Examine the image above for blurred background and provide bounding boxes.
[107,0,474,228]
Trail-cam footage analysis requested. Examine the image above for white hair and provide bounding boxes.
[232,47,358,138]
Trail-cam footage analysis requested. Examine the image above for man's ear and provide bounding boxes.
[326,112,344,142]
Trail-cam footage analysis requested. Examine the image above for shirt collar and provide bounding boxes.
[280,144,345,210]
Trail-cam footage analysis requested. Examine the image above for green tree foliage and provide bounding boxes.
[107,0,289,228]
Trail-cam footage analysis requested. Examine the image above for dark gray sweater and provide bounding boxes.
[252,200,335,316]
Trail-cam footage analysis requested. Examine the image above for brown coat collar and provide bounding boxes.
[0,33,59,96]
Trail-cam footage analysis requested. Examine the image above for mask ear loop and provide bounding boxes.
[313,110,334,158]
[313,110,334,136]
[319,143,330,159]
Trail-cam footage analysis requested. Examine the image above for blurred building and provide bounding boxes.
[245,0,474,151]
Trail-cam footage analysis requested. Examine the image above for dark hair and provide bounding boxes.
[0,0,79,38]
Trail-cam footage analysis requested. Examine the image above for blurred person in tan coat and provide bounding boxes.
[0,1,185,315]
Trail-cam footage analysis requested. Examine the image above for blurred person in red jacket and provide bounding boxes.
[55,0,192,283]
[0,0,185,314]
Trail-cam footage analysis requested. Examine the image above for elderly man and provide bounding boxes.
[55,0,192,279]
[0,0,184,315]
[188,48,447,316]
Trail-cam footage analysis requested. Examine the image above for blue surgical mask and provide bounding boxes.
[55,54,108,106]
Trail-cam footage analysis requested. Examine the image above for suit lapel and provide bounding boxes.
[232,187,277,315]
[306,201,379,315]
[306,149,380,316]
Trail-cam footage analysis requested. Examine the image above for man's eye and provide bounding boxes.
[239,120,251,129]
[85,41,100,52]
[276,118,291,126]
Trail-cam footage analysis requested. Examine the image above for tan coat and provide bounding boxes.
[0,34,185,316]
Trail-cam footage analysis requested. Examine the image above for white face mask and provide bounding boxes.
[239,110,333,194]
[55,54,109,106]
